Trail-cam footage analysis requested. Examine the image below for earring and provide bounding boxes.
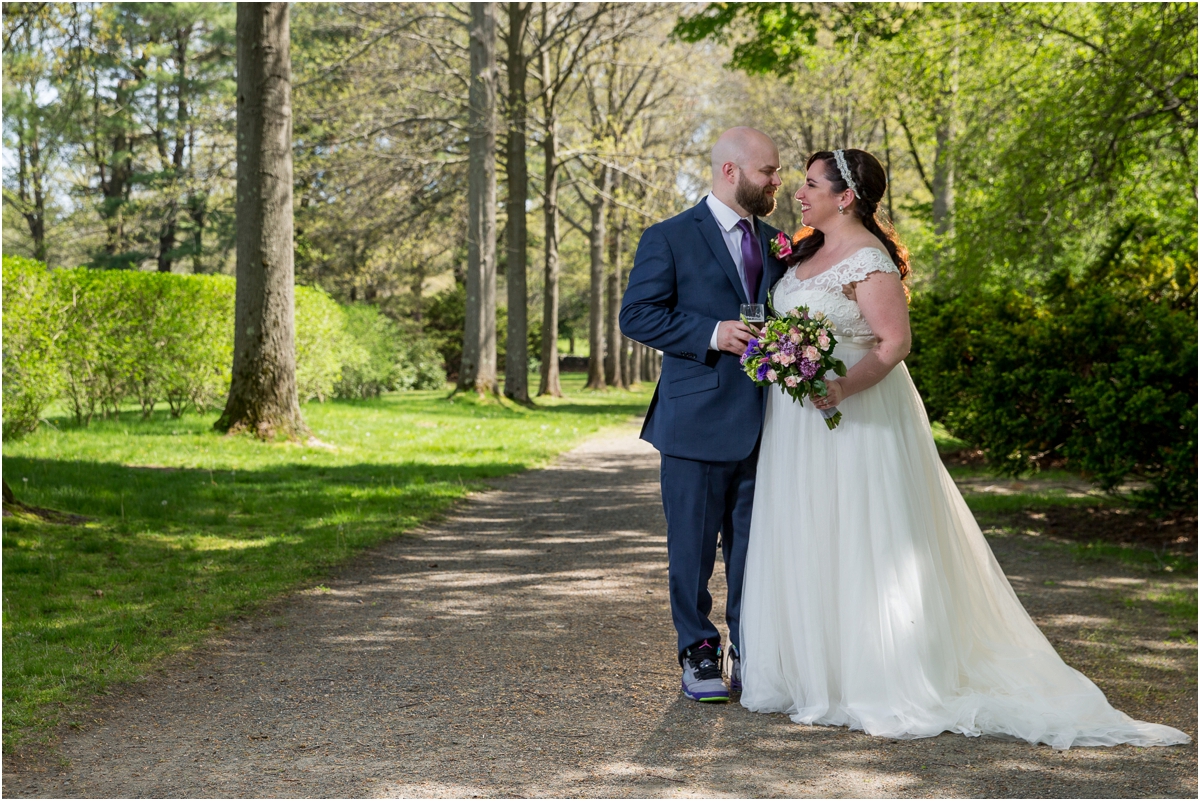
[837,205,844,215]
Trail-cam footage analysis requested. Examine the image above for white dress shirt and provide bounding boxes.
[705,193,756,350]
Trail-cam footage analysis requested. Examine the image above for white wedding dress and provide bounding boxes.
[739,247,1190,750]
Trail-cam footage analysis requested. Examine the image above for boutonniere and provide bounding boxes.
[769,231,793,259]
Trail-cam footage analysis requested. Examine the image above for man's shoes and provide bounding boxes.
[681,639,729,703]
[723,643,742,693]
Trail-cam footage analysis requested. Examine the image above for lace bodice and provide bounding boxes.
[770,247,899,341]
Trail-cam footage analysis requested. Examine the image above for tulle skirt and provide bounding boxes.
[739,344,1190,749]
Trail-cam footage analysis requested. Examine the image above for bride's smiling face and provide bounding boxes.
[794,162,840,229]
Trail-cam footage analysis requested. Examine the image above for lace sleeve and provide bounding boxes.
[841,248,900,284]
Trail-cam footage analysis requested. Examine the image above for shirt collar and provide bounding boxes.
[706,193,754,234]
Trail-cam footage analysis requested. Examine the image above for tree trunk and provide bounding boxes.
[537,54,562,398]
[459,2,499,396]
[503,2,531,403]
[157,28,191,274]
[215,3,305,440]
[930,8,959,283]
[604,199,624,388]
[585,164,611,390]
[628,340,642,386]
[15,112,49,262]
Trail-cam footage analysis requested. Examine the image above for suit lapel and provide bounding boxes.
[754,220,779,305]
[694,203,749,305]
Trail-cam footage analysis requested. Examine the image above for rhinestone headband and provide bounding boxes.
[833,149,857,195]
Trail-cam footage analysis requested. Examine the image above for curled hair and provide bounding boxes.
[787,149,910,282]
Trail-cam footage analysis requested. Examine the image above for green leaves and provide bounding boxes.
[672,3,820,76]
[907,237,1197,510]
[1,257,65,438]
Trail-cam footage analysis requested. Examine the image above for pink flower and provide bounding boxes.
[789,329,801,344]
[766,369,778,382]
[803,345,821,361]
[817,330,830,349]
[777,351,796,366]
[784,376,799,387]
[770,231,793,259]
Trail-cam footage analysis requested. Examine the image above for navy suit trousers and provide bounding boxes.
[660,441,759,661]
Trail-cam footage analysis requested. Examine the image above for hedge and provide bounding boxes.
[2,257,65,438]
[2,257,446,436]
[908,251,1197,510]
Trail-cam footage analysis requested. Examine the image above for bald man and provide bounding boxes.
[620,127,788,703]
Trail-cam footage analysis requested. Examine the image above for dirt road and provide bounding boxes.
[5,424,1195,797]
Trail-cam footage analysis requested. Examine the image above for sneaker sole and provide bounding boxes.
[681,679,729,703]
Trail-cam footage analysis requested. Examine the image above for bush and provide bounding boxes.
[909,236,1197,510]
[52,268,235,423]
[423,284,465,380]
[3,259,445,429]
[294,285,352,403]
[2,256,65,437]
[423,283,520,380]
[334,305,446,398]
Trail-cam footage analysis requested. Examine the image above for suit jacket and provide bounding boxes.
[619,198,788,462]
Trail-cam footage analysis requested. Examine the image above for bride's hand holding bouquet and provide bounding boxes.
[739,301,848,430]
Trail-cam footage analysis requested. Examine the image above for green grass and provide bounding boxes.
[930,421,969,454]
[1066,541,1198,577]
[1,373,652,751]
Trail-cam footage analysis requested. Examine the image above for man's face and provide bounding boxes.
[733,147,782,217]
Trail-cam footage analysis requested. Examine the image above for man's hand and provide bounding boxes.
[716,320,759,355]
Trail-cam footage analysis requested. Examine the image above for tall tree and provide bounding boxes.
[502,2,532,402]
[459,2,499,395]
[529,3,605,397]
[604,184,626,388]
[1,3,79,262]
[215,2,304,439]
[568,10,675,390]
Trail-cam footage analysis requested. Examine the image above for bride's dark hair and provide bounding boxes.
[788,149,910,281]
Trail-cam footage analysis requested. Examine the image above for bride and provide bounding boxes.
[738,148,1190,750]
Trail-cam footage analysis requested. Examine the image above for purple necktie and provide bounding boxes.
[736,218,762,301]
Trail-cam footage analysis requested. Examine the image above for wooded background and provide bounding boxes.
[4,2,1196,505]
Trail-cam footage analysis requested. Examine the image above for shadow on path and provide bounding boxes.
[5,425,1195,798]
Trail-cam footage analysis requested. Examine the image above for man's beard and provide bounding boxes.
[735,172,776,217]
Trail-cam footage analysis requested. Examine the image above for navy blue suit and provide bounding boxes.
[620,199,787,659]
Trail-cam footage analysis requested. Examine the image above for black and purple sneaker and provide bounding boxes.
[681,640,729,703]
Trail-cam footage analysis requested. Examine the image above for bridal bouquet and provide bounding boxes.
[739,305,848,429]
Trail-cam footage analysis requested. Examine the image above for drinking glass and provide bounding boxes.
[740,303,765,325]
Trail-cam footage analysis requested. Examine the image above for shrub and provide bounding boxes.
[334,305,446,398]
[2,256,65,437]
[156,275,235,416]
[294,285,351,403]
[422,283,513,380]
[423,284,465,380]
[51,269,235,422]
[909,238,1197,510]
[3,259,439,429]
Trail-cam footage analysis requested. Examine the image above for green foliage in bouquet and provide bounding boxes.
[908,225,1197,510]
[740,306,848,429]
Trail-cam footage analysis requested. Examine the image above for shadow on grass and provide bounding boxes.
[1,455,517,749]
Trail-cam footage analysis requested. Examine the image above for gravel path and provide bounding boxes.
[5,423,1195,798]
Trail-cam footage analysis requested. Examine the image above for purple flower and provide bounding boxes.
[799,358,818,380]
[756,362,770,381]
